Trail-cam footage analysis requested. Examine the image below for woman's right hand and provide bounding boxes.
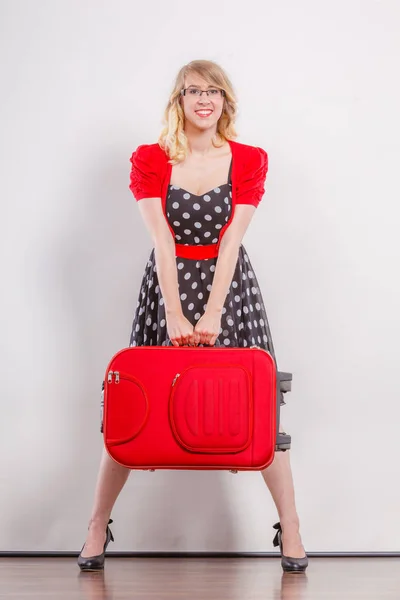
[166,311,199,346]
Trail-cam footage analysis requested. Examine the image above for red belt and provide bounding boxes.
[175,243,219,259]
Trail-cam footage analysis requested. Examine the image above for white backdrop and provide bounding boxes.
[1,0,399,552]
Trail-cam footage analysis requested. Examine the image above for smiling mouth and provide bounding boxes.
[195,110,213,117]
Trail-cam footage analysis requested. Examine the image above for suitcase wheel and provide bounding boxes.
[275,432,291,452]
[278,371,292,393]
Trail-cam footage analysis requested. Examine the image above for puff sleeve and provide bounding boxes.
[236,146,268,207]
[129,144,162,200]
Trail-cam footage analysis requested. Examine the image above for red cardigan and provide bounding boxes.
[129,139,268,259]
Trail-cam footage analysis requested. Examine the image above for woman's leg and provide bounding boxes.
[81,448,131,557]
[261,427,306,558]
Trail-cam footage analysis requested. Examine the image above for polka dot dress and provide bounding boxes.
[128,158,280,364]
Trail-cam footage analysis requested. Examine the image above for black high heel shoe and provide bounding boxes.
[273,522,308,573]
[77,519,114,571]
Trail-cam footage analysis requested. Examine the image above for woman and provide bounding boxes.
[78,59,308,573]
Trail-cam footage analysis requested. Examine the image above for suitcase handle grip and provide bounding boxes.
[166,338,222,348]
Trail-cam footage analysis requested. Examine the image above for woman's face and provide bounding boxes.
[180,75,225,132]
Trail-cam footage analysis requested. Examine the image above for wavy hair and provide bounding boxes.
[158,60,238,164]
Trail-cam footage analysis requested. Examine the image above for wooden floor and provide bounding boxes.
[0,557,399,599]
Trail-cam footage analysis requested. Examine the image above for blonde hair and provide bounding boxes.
[158,59,238,164]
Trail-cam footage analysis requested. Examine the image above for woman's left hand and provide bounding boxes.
[194,309,222,346]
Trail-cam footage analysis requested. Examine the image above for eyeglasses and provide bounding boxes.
[180,87,225,98]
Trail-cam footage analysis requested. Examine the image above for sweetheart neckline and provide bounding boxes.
[168,181,231,198]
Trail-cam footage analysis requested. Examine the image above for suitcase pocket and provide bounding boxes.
[169,364,254,454]
[105,372,149,447]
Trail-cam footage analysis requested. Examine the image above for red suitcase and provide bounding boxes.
[102,344,291,472]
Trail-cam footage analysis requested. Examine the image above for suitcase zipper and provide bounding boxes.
[108,348,263,386]
[107,370,120,384]
[172,373,181,386]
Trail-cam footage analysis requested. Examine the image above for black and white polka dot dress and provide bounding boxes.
[129,159,278,365]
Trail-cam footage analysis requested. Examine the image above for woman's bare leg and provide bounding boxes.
[261,427,306,558]
[81,437,305,558]
[81,448,131,557]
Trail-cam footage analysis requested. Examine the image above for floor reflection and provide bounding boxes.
[76,562,308,600]
[275,572,309,600]
[78,570,113,600]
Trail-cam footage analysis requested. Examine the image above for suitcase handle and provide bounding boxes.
[165,337,222,347]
